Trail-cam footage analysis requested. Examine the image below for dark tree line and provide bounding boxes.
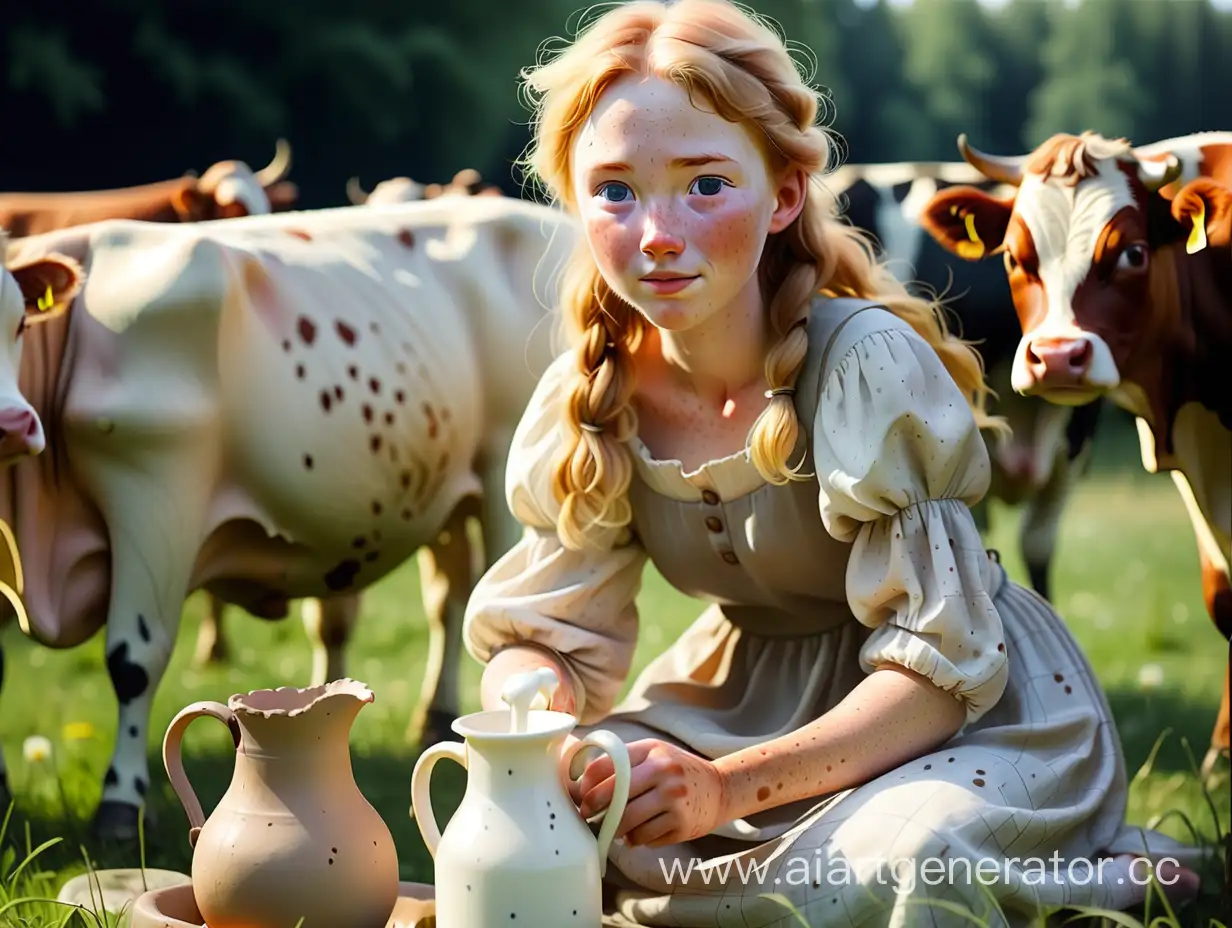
[3,0,1229,208]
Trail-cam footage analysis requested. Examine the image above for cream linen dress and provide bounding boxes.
[462,297,1204,927]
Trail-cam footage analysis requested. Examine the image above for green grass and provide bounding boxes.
[0,410,1227,926]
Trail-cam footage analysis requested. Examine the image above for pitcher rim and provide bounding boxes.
[451,708,577,741]
[229,677,375,718]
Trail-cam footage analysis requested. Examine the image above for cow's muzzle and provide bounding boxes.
[0,407,44,462]
[1017,335,1105,401]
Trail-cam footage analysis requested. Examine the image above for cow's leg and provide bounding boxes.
[192,592,230,666]
[1018,444,1078,602]
[408,494,482,746]
[81,461,207,840]
[1199,554,1231,779]
[969,496,991,536]
[93,551,192,838]
[475,438,523,572]
[1169,471,1232,778]
[93,535,197,840]
[301,595,361,687]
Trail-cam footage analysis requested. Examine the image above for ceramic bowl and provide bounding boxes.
[57,868,193,919]
[125,880,436,927]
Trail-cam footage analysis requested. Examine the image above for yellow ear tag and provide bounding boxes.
[37,284,54,312]
[964,212,983,244]
[956,212,985,259]
[1186,199,1207,255]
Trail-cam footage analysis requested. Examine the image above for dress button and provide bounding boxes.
[705,516,723,533]
[721,550,739,565]
[701,490,720,505]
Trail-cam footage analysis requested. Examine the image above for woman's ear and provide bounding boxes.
[768,167,808,233]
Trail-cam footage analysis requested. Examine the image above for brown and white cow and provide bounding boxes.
[0,194,578,839]
[0,140,299,237]
[920,130,1232,777]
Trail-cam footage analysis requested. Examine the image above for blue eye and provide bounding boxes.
[597,181,632,203]
[691,176,727,196]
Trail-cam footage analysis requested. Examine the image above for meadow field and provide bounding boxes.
[0,410,1226,927]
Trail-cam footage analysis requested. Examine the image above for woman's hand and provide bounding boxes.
[571,739,727,847]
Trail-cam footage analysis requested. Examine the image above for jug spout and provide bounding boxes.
[231,677,374,715]
[231,678,373,756]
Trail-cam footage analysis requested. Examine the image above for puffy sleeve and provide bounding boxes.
[813,322,1009,726]
[462,352,648,724]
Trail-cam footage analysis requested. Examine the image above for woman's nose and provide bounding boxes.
[641,215,684,260]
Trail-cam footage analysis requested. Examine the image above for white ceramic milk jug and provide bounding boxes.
[411,668,631,926]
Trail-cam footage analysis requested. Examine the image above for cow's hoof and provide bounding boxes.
[415,709,460,748]
[0,775,11,815]
[91,801,155,842]
[1201,744,1229,780]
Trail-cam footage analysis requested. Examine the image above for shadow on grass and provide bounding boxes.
[2,742,468,888]
[1103,686,1227,776]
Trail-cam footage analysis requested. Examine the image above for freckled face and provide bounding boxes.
[570,75,788,332]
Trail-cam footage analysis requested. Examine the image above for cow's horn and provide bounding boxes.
[1135,153,1182,191]
[255,138,292,187]
[346,177,369,205]
[957,134,1025,187]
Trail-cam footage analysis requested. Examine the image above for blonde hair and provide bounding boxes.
[520,0,1000,550]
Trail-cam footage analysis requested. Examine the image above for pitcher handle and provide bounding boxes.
[162,700,240,848]
[410,741,468,857]
[563,730,630,878]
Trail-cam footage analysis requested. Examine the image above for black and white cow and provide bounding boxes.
[824,161,1104,600]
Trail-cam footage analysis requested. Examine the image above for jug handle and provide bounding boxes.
[562,731,631,878]
[410,741,468,857]
[162,700,240,849]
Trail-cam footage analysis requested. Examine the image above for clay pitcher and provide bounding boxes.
[163,678,399,928]
[411,669,631,925]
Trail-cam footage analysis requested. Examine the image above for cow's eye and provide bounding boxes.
[1004,251,1018,272]
[1116,244,1149,273]
[15,315,26,340]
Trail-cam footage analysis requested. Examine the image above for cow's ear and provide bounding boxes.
[920,186,1013,260]
[265,180,299,211]
[9,254,84,324]
[1170,177,1232,254]
[170,184,211,220]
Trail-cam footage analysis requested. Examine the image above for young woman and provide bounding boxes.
[461,1,1204,923]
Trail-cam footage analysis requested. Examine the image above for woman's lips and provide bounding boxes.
[641,275,698,294]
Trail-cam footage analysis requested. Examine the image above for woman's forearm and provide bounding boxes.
[712,664,967,824]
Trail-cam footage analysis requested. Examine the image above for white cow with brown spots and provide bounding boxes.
[0,194,578,840]
[191,172,508,703]
[345,168,502,207]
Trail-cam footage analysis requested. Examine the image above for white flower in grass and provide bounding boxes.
[23,735,52,764]
[1137,663,1165,690]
